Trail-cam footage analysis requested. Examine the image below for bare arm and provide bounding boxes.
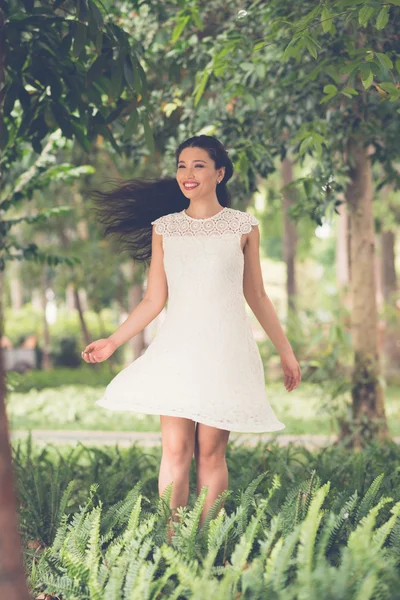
[242,224,301,391]
[108,226,168,349]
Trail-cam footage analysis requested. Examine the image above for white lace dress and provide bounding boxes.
[96,206,285,433]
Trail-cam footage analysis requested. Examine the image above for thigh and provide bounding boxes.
[194,422,230,459]
[160,415,196,457]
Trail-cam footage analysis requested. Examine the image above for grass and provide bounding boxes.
[6,379,400,436]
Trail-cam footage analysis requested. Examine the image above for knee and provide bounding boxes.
[162,441,193,471]
[195,447,227,468]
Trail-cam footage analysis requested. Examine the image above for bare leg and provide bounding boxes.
[159,415,196,541]
[194,422,230,529]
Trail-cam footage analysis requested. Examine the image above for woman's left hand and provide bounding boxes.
[280,351,301,392]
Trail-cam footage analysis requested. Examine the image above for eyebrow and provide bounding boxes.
[177,159,207,164]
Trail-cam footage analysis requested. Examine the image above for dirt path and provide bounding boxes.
[11,429,397,449]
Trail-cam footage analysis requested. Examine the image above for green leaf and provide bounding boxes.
[72,21,87,58]
[358,5,376,27]
[194,68,210,107]
[253,40,266,52]
[375,52,393,71]
[132,55,145,96]
[110,56,124,99]
[47,72,63,101]
[78,0,89,23]
[282,36,301,61]
[95,30,103,54]
[379,81,399,93]
[190,6,203,30]
[305,37,318,59]
[123,55,135,90]
[44,105,57,128]
[299,136,314,155]
[105,101,127,125]
[142,114,154,155]
[341,87,358,95]
[321,7,333,33]
[376,6,389,30]
[70,121,91,152]
[4,82,20,116]
[59,33,72,55]
[0,118,9,150]
[122,108,139,141]
[87,54,107,85]
[171,15,190,43]
[52,103,74,138]
[360,67,373,89]
[395,59,400,75]
[323,84,337,95]
[303,179,313,197]
[88,0,104,29]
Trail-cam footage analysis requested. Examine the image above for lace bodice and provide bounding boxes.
[151,207,259,237]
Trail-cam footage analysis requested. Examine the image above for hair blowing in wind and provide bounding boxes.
[91,135,234,266]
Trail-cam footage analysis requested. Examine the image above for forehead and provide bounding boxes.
[178,147,210,162]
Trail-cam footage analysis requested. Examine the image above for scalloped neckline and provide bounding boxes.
[182,207,227,221]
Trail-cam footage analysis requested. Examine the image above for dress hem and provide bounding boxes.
[95,399,286,434]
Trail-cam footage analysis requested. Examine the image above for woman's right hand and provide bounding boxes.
[81,338,117,363]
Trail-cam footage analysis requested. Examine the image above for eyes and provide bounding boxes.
[177,164,204,168]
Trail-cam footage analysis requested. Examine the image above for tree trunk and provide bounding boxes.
[280,156,298,314]
[336,198,350,288]
[9,262,23,311]
[41,269,52,370]
[73,285,92,347]
[380,228,400,380]
[0,271,31,600]
[343,138,389,447]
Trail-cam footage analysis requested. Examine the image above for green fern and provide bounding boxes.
[235,471,269,539]
[198,487,232,548]
[323,490,358,555]
[85,505,102,600]
[371,500,400,551]
[389,514,400,563]
[202,507,241,578]
[355,472,384,523]
[101,482,143,536]
[296,481,331,598]
[268,525,301,593]
[171,485,208,558]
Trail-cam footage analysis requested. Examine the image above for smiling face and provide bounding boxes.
[176,147,225,199]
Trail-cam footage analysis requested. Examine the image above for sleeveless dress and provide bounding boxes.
[96,206,285,433]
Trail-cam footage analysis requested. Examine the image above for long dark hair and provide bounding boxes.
[91,135,234,265]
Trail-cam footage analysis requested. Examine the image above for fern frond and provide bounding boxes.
[85,505,102,600]
[269,525,301,593]
[199,488,232,546]
[348,496,394,554]
[324,490,358,555]
[355,473,384,523]
[171,485,208,558]
[101,482,143,534]
[296,481,331,596]
[236,471,269,539]
[202,508,240,578]
[372,500,400,551]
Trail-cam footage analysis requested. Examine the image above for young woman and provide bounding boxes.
[81,135,301,541]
